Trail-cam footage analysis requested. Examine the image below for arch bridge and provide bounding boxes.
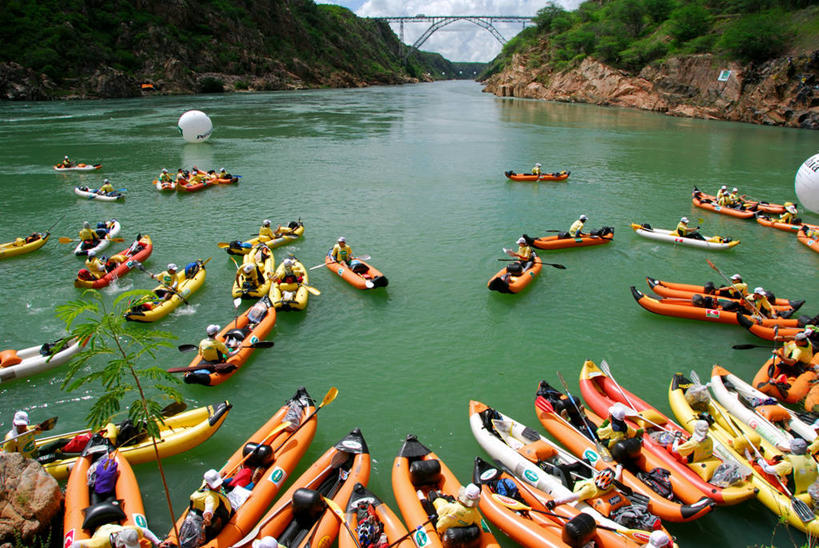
[372,15,534,53]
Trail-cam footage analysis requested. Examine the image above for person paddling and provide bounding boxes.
[675,217,705,240]
[330,237,353,266]
[2,411,38,457]
[568,215,588,237]
[532,162,542,176]
[98,178,114,194]
[199,324,234,364]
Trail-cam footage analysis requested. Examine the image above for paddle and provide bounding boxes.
[497,258,567,269]
[309,255,371,271]
[555,371,613,462]
[303,284,321,296]
[706,259,764,318]
[167,361,237,374]
[59,237,125,244]
[45,213,69,234]
[732,343,776,350]
[133,262,189,305]
[599,360,674,433]
[4,416,58,443]
[270,387,339,455]
[689,371,814,524]
[176,341,274,353]
[323,497,363,548]
[221,420,294,479]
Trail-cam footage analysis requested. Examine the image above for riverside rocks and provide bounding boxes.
[483,51,819,129]
[0,453,62,545]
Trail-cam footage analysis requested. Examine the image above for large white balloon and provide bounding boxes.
[795,153,819,214]
[177,110,213,143]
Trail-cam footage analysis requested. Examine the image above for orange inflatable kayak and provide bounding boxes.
[692,187,784,213]
[646,277,804,310]
[339,483,414,548]
[692,189,755,219]
[752,351,819,404]
[578,360,756,506]
[325,254,388,289]
[534,392,715,522]
[392,434,501,548]
[180,298,277,386]
[64,450,146,547]
[523,230,614,250]
[736,314,805,341]
[797,228,819,254]
[249,428,371,547]
[630,287,801,327]
[488,259,542,293]
[755,215,818,233]
[504,170,570,182]
[164,387,317,548]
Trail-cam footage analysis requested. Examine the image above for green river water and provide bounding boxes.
[1,81,818,546]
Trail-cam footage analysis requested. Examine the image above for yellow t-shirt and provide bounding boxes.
[675,436,713,462]
[783,341,814,365]
[331,244,353,264]
[432,498,482,533]
[258,226,274,242]
[568,220,585,237]
[199,338,230,362]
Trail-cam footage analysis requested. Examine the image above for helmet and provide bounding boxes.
[579,215,588,222]
[594,469,615,490]
[206,324,220,336]
[609,404,628,421]
[162,168,168,173]
[680,217,689,223]
[730,273,742,281]
[263,219,271,226]
[83,221,90,229]
[103,178,110,184]
[535,163,542,167]
[458,483,480,507]
[252,538,279,548]
[753,287,765,295]
[203,469,222,489]
[167,263,178,271]
[64,155,69,159]
[732,187,738,192]
[720,185,727,190]
[115,528,140,548]
[791,438,808,455]
[338,237,346,243]
[693,420,709,439]
[648,530,671,547]
[243,263,254,273]
[516,237,526,245]
[12,410,29,426]
[283,258,294,267]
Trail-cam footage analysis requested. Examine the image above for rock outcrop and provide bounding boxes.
[0,453,62,545]
[483,51,819,129]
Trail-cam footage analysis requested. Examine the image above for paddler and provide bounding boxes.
[182,469,234,545]
[258,219,275,243]
[429,483,482,534]
[59,154,73,168]
[85,250,107,280]
[70,523,162,548]
[151,263,180,300]
[274,257,304,284]
[722,273,749,299]
[2,411,38,457]
[532,162,542,176]
[198,325,233,364]
[745,287,778,318]
[779,202,799,224]
[330,237,353,266]
[802,224,819,239]
[79,221,101,247]
[98,178,114,194]
[158,168,173,183]
[238,263,262,289]
[511,236,534,266]
[675,216,705,240]
[755,438,818,495]
[776,331,815,374]
[568,214,588,237]
[715,185,728,202]
[672,420,713,463]
[596,403,644,464]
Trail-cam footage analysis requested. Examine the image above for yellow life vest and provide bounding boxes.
[332,244,352,263]
[789,453,819,493]
[199,338,229,362]
[568,220,585,237]
[3,428,37,458]
[79,228,98,241]
[259,226,274,242]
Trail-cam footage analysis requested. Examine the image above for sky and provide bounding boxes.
[317,1,581,62]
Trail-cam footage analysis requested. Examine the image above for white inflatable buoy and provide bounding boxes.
[177,110,213,143]
[795,153,819,214]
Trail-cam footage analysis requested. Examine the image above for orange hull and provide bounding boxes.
[324,255,388,289]
[527,232,613,250]
[487,260,542,293]
[692,191,755,219]
[752,354,818,404]
[339,483,413,548]
[504,171,570,182]
[797,230,819,254]
[646,277,803,309]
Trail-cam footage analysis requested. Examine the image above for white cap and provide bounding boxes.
[88,250,96,257]
[204,468,222,488]
[516,237,526,244]
[730,274,742,281]
[64,155,69,159]
[732,187,738,192]
[283,258,294,267]
[115,528,140,548]
[720,185,727,190]
[796,331,810,341]
[786,205,797,214]
[693,420,709,440]
[12,411,29,426]
[458,483,480,507]
[83,221,90,228]
[579,215,588,221]
[263,219,271,226]
[252,537,279,548]
[609,404,627,421]
[753,287,765,295]
[243,263,254,273]
[162,168,168,172]
[338,237,346,243]
[104,178,110,183]
[680,217,689,223]
[535,163,542,167]
[206,324,220,336]
[220,167,226,171]
[167,263,178,271]
[648,530,671,547]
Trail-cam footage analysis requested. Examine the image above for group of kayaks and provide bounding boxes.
[154,167,239,192]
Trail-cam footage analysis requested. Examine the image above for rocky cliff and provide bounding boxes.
[483,51,819,129]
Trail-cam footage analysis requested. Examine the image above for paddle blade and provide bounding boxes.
[217,242,231,248]
[323,497,345,519]
[502,247,517,257]
[233,297,242,308]
[58,237,75,244]
[690,370,702,386]
[320,386,339,407]
[365,280,374,289]
[546,263,567,269]
[599,359,612,377]
[793,497,815,524]
[250,341,275,348]
[732,344,765,350]
[304,285,321,296]
[491,493,530,512]
[177,344,197,352]
[308,263,327,271]
[38,416,59,432]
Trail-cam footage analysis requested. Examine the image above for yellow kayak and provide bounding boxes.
[224,221,305,255]
[0,232,49,259]
[36,401,231,480]
[269,258,310,310]
[232,244,275,299]
[125,260,207,322]
[669,373,819,534]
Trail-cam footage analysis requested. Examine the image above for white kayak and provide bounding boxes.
[74,186,125,202]
[72,219,121,256]
[468,400,632,535]
[0,338,85,384]
[630,223,739,250]
[54,163,101,172]
[710,364,816,447]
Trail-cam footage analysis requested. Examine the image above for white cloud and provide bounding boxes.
[319,0,581,62]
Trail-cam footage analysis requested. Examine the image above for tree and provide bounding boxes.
[56,289,184,537]
[668,4,712,43]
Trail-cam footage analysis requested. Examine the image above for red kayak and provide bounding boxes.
[74,235,153,289]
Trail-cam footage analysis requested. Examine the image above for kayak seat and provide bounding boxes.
[441,524,480,548]
[242,442,274,467]
[291,488,325,527]
[563,512,597,547]
[409,459,442,487]
[0,350,22,367]
[82,499,126,532]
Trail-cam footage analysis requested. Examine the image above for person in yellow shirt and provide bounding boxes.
[258,220,274,243]
[186,469,234,543]
[675,217,705,240]
[159,168,173,183]
[330,237,353,266]
[596,404,643,463]
[532,162,542,176]
[746,287,778,318]
[801,224,819,239]
[59,155,73,168]
[722,273,749,299]
[432,483,482,534]
[274,258,305,284]
[79,221,100,246]
[568,215,588,237]
[85,250,107,280]
[511,237,534,265]
[151,264,179,300]
[548,466,621,507]
[198,325,233,363]
[777,331,814,375]
[238,263,262,289]
[717,189,734,206]
[715,185,728,202]
[756,438,818,494]
[779,202,799,224]
[2,411,38,458]
[98,179,114,194]
[673,420,713,463]
[69,523,162,548]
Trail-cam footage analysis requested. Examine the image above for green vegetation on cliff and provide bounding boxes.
[0,0,461,97]
[483,0,819,77]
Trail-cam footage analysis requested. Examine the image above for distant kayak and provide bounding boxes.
[630,223,739,250]
[74,186,124,201]
[504,170,570,182]
[54,163,101,172]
